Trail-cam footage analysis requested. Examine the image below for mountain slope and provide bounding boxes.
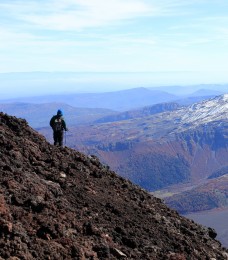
[176,94,228,128]
[95,102,181,124]
[1,112,228,259]
[208,165,228,179]
[165,175,228,214]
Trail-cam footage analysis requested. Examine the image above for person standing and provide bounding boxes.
[50,109,68,146]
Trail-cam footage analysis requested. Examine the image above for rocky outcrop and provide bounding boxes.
[0,112,228,259]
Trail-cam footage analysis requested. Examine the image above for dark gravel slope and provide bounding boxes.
[0,112,227,259]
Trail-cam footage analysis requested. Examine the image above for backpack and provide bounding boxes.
[53,117,63,131]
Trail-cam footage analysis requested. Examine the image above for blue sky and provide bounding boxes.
[0,0,228,97]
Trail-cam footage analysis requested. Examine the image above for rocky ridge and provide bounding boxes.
[0,112,228,259]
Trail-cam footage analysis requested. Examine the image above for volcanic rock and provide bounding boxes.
[0,112,227,259]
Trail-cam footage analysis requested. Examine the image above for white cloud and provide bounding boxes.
[0,0,154,31]
[0,0,228,77]
[0,0,195,32]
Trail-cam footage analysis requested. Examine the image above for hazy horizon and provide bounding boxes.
[1,71,228,100]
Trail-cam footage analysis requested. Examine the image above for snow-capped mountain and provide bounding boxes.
[180,94,228,127]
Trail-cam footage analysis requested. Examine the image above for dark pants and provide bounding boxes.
[53,131,64,146]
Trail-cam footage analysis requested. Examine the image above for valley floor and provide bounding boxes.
[184,208,228,248]
[151,180,204,199]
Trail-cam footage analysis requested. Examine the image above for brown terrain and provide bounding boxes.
[165,175,228,214]
[1,112,228,259]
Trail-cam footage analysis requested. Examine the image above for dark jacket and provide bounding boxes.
[50,115,67,131]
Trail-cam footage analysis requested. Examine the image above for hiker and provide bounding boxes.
[50,109,68,146]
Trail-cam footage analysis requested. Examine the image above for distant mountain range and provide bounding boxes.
[0,102,116,127]
[0,87,177,111]
[1,71,227,97]
[1,85,226,128]
[188,88,224,97]
[152,84,228,96]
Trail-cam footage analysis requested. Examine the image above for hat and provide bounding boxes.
[57,109,63,116]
